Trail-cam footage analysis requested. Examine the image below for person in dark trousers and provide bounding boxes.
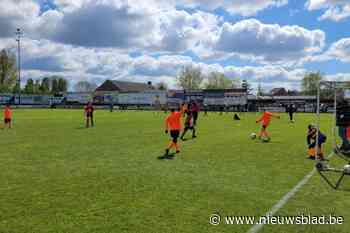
[286,104,296,122]
[180,107,196,140]
[84,101,94,128]
[336,97,350,153]
[191,101,199,126]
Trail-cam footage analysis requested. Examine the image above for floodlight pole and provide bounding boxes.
[315,81,321,160]
[15,28,22,105]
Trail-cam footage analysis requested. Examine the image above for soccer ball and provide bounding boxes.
[250,133,257,140]
[344,164,350,174]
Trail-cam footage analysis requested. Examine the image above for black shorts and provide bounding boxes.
[86,113,93,118]
[170,130,180,139]
[4,118,11,123]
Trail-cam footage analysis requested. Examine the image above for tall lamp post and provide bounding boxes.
[15,28,22,105]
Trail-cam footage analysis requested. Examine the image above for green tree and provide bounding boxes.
[51,78,59,94]
[24,79,34,94]
[40,77,50,94]
[301,72,323,95]
[73,81,97,92]
[344,81,350,89]
[34,79,41,94]
[177,66,203,90]
[58,78,68,92]
[256,82,264,96]
[12,82,21,94]
[0,49,17,93]
[205,72,232,89]
[155,81,168,91]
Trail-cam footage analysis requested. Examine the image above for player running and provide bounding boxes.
[84,101,94,128]
[191,101,200,125]
[164,104,185,158]
[256,111,280,141]
[3,104,12,129]
[180,107,196,140]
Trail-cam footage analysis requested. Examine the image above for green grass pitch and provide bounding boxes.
[1,109,350,233]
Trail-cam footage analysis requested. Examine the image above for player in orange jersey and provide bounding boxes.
[256,111,280,141]
[164,105,185,158]
[3,104,12,129]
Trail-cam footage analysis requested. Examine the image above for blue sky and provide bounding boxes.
[0,0,350,91]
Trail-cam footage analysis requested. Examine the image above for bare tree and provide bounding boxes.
[177,66,203,90]
[0,49,17,93]
[205,72,232,89]
[74,81,97,92]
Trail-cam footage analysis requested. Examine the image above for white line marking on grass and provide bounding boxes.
[246,153,334,233]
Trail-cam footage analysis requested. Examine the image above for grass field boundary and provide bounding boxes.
[246,152,334,233]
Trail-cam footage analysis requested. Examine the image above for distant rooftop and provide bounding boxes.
[95,80,154,93]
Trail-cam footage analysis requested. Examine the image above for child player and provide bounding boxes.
[256,111,280,141]
[191,101,200,126]
[164,104,185,157]
[3,104,12,129]
[180,106,196,140]
[84,101,94,128]
[307,124,327,160]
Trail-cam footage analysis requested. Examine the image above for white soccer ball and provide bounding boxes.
[344,164,350,174]
[250,133,257,140]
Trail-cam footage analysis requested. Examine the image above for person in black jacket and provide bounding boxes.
[336,96,350,153]
[286,104,296,122]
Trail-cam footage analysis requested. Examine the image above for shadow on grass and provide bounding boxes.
[181,138,195,142]
[76,126,87,130]
[157,153,176,160]
[76,126,95,130]
[336,187,350,192]
[254,141,283,144]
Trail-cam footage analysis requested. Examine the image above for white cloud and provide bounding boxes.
[178,0,288,16]
[325,38,350,62]
[0,37,132,84]
[127,0,288,16]
[306,0,350,21]
[152,10,220,53]
[129,54,307,89]
[35,2,220,53]
[324,73,350,81]
[0,1,324,66]
[1,35,308,90]
[212,19,325,63]
[310,37,350,63]
[42,1,156,48]
[0,0,40,37]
